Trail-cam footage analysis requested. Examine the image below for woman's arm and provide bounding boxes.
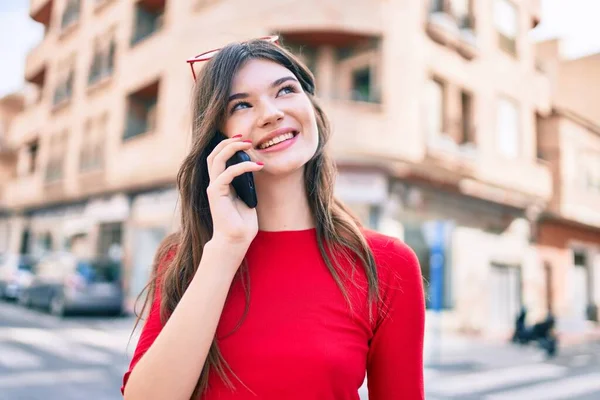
[123,135,263,399]
[123,239,245,400]
[366,240,426,400]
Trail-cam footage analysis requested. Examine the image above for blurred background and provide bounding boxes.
[0,0,599,399]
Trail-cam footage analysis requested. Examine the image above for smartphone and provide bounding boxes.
[208,132,258,208]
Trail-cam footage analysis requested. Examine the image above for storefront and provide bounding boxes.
[125,187,178,311]
[387,182,538,336]
[537,218,600,332]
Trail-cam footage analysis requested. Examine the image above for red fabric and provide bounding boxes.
[122,228,425,399]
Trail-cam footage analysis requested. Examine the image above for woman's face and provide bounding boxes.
[221,58,319,176]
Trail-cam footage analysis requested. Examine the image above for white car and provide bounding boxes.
[0,253,37,300]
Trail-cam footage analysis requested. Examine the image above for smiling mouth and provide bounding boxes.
[257,131,298,150]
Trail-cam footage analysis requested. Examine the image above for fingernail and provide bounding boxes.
[232,134,243,139]
[255,161,264,166]
[243,140,253,143]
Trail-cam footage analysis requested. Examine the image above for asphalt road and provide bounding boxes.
[0,300,135,400]
[1,301,599,400]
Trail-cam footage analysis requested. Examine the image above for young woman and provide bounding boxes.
[122,37,425,400]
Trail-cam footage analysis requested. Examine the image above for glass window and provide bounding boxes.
[425,78,445,142]
[351,67,372,102]
[494,0,518,55]
[496,97,520,158]
[452,0,473,29]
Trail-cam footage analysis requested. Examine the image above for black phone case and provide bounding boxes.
[211,133,258,208]
[226,151,257,208]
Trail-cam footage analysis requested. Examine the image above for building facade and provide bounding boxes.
[0,92,26,254]
[535,40,600,334]
[2,0,562,336]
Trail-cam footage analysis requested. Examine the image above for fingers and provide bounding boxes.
[206,134,242,168]
[207,138,253,180]
[214,161,264,187]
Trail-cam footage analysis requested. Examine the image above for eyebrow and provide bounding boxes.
[228,76,298,103]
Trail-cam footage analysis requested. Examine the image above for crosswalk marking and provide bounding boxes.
[61,327,138,355]
[0,327,113,365]
[485,372,600,400]
[428,363,567,397]
[0,368,109,388]
[0,343,44,369]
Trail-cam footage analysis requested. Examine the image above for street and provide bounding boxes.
[0,301,134,400]
[424,332,600,400]
[1,301,600,400]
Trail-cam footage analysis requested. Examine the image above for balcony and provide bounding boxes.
[561,189,600,228]
[425,1,479,61]
[8,105,47,145]
[30,0,53,26]
[0,136,17,158]
[25,38,49,87]
[425,135,479,177]
[325,100,387,159]
[4,175,44,209]
[266,0,382,38]
[464,158,553,207]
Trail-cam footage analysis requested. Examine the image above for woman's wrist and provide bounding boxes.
[206,235,251,257]
[201,237,248,275]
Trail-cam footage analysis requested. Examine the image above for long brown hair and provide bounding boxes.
[134,39,380,398]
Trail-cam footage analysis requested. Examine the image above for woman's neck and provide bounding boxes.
[254,169,314,232]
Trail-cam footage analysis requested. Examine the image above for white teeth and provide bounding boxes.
[259,132,296,149]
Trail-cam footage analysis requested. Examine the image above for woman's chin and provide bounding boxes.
[256,158,308,178]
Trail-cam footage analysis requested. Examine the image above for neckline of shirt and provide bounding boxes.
[255,227,317,240]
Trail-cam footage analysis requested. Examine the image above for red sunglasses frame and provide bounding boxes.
[185,35,280,81]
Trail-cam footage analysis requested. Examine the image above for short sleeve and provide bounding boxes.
[366,238,425,400]
[121,249,174,395]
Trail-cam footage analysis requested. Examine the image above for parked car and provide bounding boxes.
[0,253,38,300]
[18,252,124,317]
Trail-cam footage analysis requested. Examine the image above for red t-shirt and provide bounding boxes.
[122,228,425,399]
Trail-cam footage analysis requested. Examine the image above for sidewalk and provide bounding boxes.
[423,322,600,373]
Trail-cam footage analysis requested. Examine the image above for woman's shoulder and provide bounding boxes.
[360,228,416,259]
[360,228,421,280]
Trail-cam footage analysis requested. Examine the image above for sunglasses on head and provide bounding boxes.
[185,35,280,81]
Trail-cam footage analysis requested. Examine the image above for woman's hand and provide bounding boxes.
[205,135,264,250]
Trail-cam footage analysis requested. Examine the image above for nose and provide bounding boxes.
[256,98,284,128]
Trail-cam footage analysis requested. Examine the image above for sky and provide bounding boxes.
[0,0,599,98]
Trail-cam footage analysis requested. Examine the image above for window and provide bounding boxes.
[80,114,107,172]
[425,78,445,142]
[45,131,68,183]
[452,0,474,30]
[496,97,520,158]
[53,59,75,106]
[430,0,445,13]
[460,90,475,144]
[574,250,587,267]
[284,41,318,78]
[494,0,518,55]
[581,151,600,193]
[61,0,81,29]
[27,140,39,174]
[131,0,165,46]
[351,67,374,103]
[89,29,116,85]
[429,0,474,30]
[124,81,159,140]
